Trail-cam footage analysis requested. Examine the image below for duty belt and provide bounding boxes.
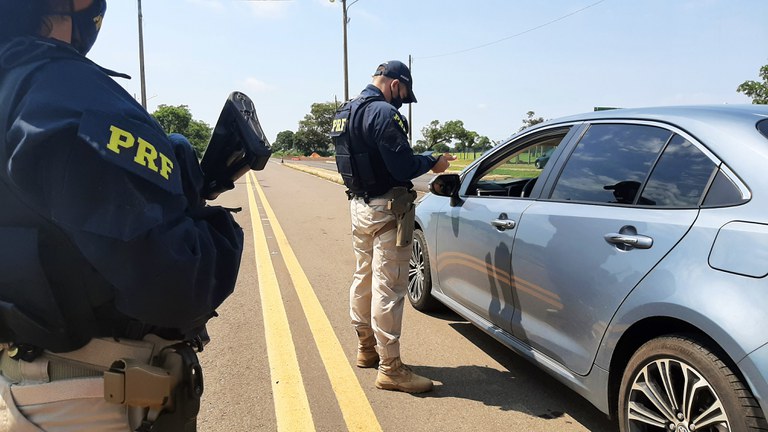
[0,336,203,431]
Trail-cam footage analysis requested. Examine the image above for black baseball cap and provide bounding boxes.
[373,60,417,103]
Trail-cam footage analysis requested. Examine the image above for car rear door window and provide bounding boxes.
[640,135,716,207]
[551,124,671,204]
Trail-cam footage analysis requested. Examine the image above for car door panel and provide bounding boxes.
[434,197,532,333]
[511,201,698,375]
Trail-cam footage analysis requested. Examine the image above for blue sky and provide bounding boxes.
[89,0,767,144]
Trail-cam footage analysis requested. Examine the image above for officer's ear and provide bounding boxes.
[389,79,400,96]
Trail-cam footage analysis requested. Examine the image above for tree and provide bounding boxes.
[519,111,545,132]
[476,136,493,152]
[151,104,212,156]
[443,120,470,151]
[273,130,296,154]
[433,143,451,153]
[295,102,336,156]
[412,143,428,154]
[737,63,768,104]
[420,120,452,149]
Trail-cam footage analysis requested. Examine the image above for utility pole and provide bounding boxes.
[331,0,359,101]
[341,0,349,100]
[137,0,147,109]
[408,55,413,145]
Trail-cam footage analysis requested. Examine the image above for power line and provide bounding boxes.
[419,0,608,60]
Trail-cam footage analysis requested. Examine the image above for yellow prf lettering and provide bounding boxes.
[134,137,159,172]
[107,125,135,154]
[106,124,174,181]
[332,118,346,132]
[393,113,405,131]
[159,153,174,180]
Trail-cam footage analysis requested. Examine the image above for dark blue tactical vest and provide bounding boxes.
[331,95,400,198]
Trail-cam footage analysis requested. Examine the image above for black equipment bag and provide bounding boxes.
[200,91,271,199]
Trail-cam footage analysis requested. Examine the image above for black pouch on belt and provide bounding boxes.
[388,188,418,247]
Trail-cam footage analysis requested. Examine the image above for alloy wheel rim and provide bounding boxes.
[408,238,425,302]
[627,358,730,432]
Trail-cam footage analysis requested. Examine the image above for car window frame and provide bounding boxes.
[538,119,745,209]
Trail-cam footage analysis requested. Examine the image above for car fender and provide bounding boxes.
[594,259,768,373]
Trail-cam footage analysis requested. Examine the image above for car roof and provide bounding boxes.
[549,104,767,127]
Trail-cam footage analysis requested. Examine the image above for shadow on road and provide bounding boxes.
[410,322,617,432]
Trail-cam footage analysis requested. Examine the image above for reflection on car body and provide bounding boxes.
[409,105,768,432]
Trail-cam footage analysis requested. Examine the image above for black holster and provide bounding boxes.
[388,188,417,247]
[137,342,203,432]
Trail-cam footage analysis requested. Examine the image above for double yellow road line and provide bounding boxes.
[245,172,382,432]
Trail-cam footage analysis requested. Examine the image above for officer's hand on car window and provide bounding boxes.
[431,153,456,174]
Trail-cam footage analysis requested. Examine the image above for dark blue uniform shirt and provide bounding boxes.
[0,37,243,335]
[356,85,437,186]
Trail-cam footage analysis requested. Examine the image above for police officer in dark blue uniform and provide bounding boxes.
[0,1,243,430]
[331,61,454,393]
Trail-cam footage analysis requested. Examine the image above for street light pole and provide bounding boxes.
[137,0,147,109]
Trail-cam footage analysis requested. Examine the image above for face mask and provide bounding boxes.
[389,83,403,109]
[70,0,107,55]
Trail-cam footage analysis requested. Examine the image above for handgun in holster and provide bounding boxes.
[387,188,418,247]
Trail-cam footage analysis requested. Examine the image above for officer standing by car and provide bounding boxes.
[331,60,455,393]
[0,1,243,430]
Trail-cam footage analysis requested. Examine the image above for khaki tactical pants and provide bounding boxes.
[0,336,180,431]
[349,192,412,361]
[0,374,129,431]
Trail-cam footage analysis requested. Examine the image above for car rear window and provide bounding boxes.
[758,119,768,140]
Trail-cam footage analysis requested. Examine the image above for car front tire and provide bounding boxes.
[408,228,440,312]
[618,335,768,432]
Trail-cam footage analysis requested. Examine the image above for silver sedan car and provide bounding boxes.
[409,105,768,432]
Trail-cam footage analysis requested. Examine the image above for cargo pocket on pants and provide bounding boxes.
[1,374,42,432]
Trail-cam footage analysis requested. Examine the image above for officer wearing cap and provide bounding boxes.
[331,60,455,393]
[0,1,243,430]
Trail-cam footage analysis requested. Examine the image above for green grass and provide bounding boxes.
[446,153,540,178]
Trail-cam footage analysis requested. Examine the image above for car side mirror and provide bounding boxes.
[429,174,462,207]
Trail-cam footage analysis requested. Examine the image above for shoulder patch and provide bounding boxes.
[78,110,182,194]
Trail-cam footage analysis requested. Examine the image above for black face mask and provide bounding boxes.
[389,83,403,109]
[69,0,107,55]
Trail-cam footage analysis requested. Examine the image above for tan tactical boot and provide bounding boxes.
[355,327,379,368]
[356,347,379,368]
[375,357,433,393]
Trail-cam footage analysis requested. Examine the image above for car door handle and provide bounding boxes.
[491,219,516,231]
[604,233,653,249]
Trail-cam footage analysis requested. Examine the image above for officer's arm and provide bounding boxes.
[368,108,437,182]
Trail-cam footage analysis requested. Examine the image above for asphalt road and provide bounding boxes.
[195,160,617,432]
